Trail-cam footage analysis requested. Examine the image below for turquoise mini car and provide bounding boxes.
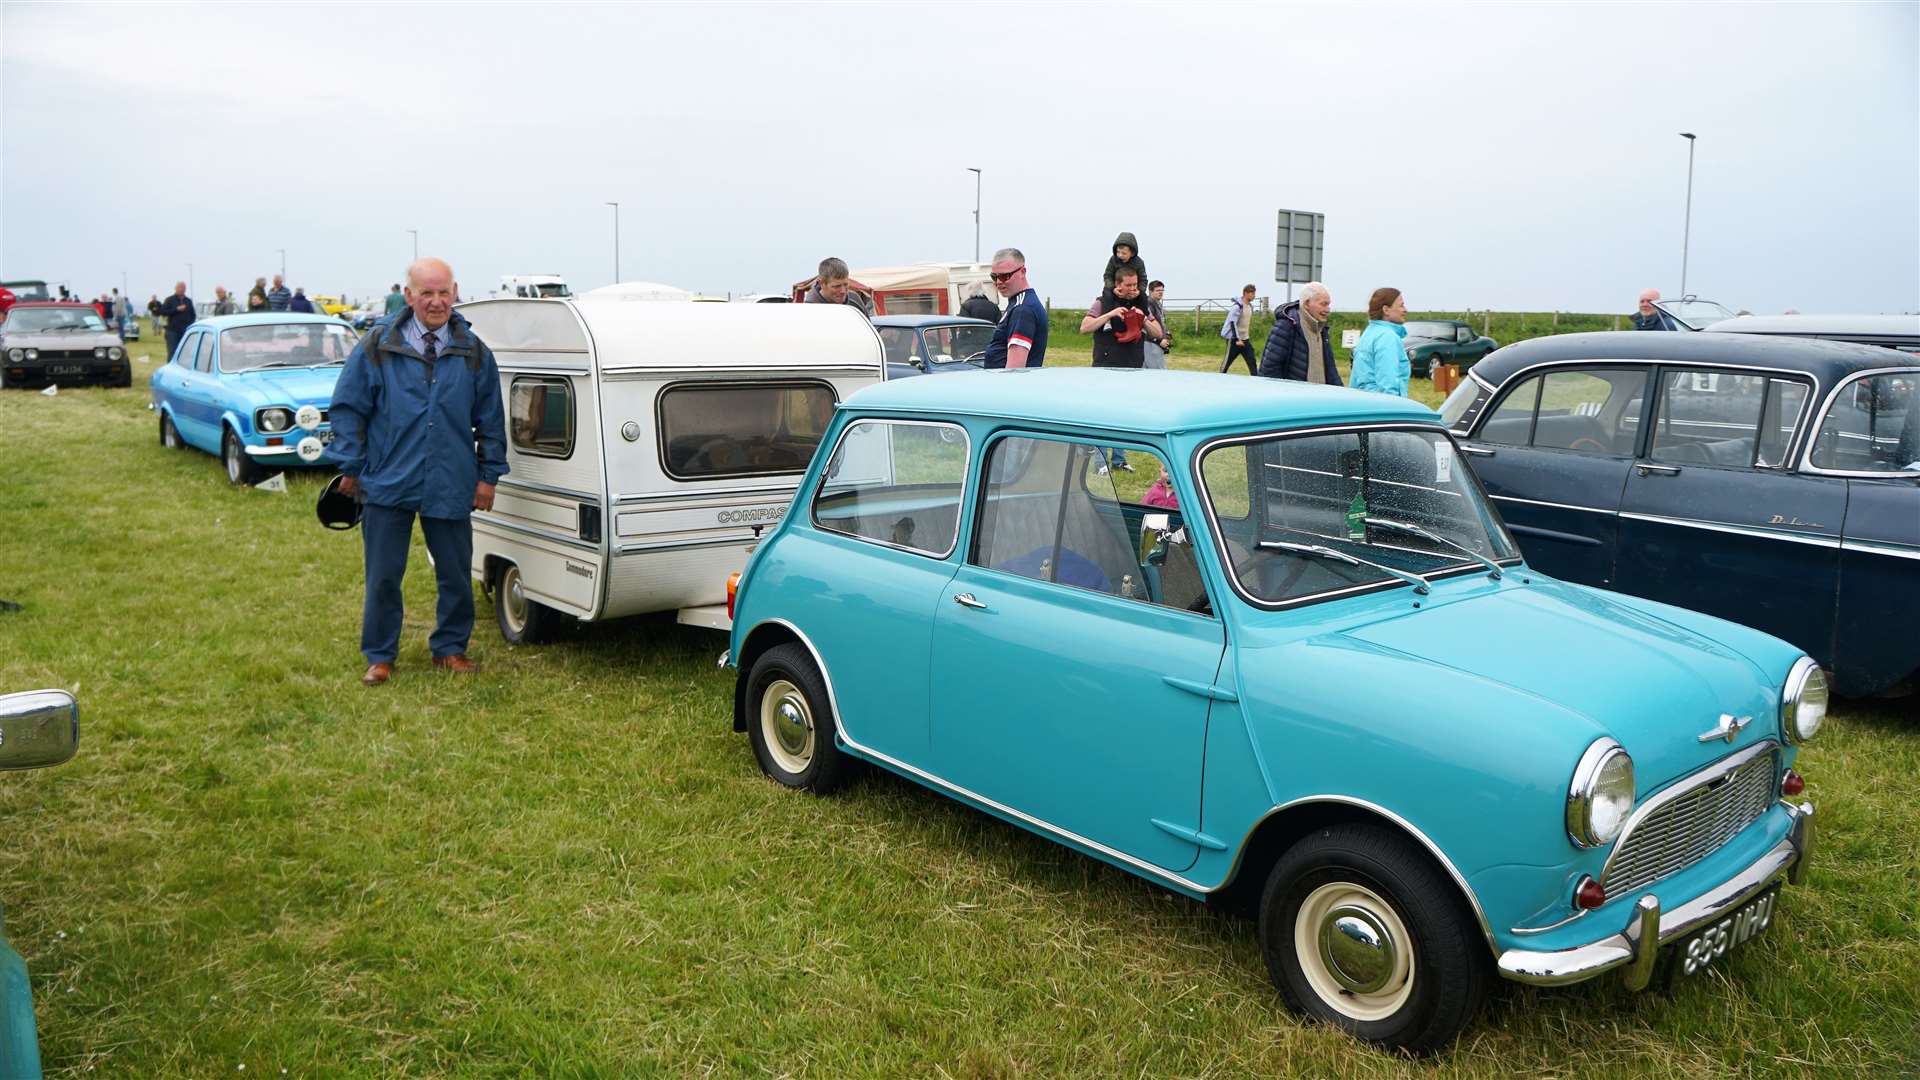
[725,369,1822,1053]
[1,689,80,1080]
[149,313,357,485]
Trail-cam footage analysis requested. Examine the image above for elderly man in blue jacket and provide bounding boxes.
[329,257,509,686]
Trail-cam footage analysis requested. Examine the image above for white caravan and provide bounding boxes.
[456,297,885,642]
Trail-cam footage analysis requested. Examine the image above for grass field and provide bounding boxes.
[0,320,1916,1077]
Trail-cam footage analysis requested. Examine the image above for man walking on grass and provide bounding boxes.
[1220,284,1258,374]
[329,257,509,687]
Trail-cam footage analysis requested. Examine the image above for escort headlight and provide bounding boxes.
[1782,657,1827,744]
[6,349,19,362]
[257,407,294,434]
[109,346,125,360]
[24,349,37,360]
[1566,738,1635,848]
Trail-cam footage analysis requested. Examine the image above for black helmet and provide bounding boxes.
[317,473,362,530]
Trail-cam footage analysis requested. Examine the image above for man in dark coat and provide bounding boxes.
[158,281,196,362]
[1258,282,1341,385]
[958,284,1000,322]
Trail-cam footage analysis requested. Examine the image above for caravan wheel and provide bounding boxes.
[495,562,558,645]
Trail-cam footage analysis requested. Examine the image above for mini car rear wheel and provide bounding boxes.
[223,428,258,485]
[1258,823,1489,1055]
[160,412,184,450]
[495,562,559,645]
[746,643,851,793]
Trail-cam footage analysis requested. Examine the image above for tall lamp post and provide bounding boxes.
[1679,132,1696,298]
[277,248,287,279]
[606,201,620,284]
[186,262,194,300]
[967,167,982,263]
[407,229,419,262]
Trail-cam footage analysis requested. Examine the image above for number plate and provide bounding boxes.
[1672,886,1777,980]
[48,365,87,375]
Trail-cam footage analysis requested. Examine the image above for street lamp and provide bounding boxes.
[407,229,419,262]
[277,248,287,279]
[967,167,982,263]
[1679,132,1696,298]
[606,201,620,284]
[186,262,194,300]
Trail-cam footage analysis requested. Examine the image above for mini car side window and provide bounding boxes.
[1810,372,1920,473]
[811,420,967,556]
[508,376,574,459]
[974,436,1206,613]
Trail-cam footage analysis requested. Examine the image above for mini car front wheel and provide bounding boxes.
[222,429,258,485]
[495,562,558,645]
[160,413,184,450]
[746,643,851,793]
[1258,823,1489,1055]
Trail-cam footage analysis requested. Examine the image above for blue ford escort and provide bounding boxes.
[725,368,1821,1052]
[149,313,357,484]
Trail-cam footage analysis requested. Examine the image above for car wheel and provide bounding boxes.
[745,642,852,793]
[160,413,184,450]
[223,429,258,485]
[1258,823,1489,1055]
[495,562,558,645]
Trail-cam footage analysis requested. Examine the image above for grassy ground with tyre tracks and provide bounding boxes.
[0,320,1914,1077]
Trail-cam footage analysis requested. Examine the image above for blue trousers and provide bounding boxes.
[360,503,475,664]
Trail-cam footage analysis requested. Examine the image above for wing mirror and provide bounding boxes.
[0,689,79,771]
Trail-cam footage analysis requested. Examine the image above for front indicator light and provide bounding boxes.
[1575,876,1606,910]
[1783,770,1805,796]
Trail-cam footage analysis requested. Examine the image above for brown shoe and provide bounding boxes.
[362,662,393,686]
[430,654,479,674]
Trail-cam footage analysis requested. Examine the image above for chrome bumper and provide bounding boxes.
[244,445,302,458]
[1498,801,1813,989]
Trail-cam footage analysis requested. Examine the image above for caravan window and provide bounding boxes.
[658,380,838,480]
[509,376,575,458]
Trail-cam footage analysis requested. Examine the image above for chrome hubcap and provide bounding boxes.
[226,441,241,481]
[1319,905,1395,994]
[759,679,814,774]
[503,570,528,631]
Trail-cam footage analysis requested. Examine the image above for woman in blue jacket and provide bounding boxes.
[1350,287,1410,395]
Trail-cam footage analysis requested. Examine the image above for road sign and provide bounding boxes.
[1275,209,1325,285]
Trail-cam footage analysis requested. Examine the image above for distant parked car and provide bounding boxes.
[1403,319,1497,377]
[1648,296,1738,331]
[729,368,1821,1053]
[1442,330,1920,696]
[0,302,131,388]
[1704,313,1920,355]
[871,314,994,380]
[149,313,356,485]
[0,688,80,1080]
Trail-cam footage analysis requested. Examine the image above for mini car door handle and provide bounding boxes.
[1458,445,1495,457]
[952,592,988,610]
[1637,463,1682,477]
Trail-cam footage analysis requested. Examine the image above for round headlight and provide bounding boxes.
[109,346,125,360]
[257,408,293,434]
[25,348,37,360]
[1567,738,1635,848]
[94,347,108,359]
[6,348,20,362]
[1783,657,1827,744]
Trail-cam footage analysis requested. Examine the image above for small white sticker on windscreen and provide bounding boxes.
[1435,440,1454,484]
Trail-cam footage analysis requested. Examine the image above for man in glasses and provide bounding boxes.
[982,247,1048,369]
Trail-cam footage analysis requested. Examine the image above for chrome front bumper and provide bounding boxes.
[1498,801,1813,989]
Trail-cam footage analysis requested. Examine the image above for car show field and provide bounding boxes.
[0,324,1915,1076]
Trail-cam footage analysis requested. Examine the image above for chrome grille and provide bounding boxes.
[1602,750,1776,900]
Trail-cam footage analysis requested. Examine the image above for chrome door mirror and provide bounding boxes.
[0,689,79,771]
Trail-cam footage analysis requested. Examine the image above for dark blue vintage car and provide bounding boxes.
[1440,331,1920,696]
[871,314,993,381]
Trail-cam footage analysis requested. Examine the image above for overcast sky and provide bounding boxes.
[3,2,1915,315]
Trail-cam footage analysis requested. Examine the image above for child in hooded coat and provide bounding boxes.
[1101,231,1147,291]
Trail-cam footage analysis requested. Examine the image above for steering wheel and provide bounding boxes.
[1568,437,1609,453]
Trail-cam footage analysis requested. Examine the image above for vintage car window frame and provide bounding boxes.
[808,416,971,560]
[1472,359,1815,462]
[1194,422,1523,613]
[969,429,1216,621]
[508,375,576,460]
[653,378,839,482]
[1643,365,1817,471]
[1798,365,1920,477]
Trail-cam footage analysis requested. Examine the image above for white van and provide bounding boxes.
[455,298,884,642]
[494,274,572,299]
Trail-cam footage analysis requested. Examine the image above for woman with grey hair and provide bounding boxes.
[959,282,1000,322]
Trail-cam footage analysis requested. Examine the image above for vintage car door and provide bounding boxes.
[1614,367,1842,663]
[1462,365,1649,587]
[927,434,1223,874]
[164,330,223,452]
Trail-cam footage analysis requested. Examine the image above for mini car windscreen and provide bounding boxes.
[5,308,107,333]
[1200,427,1519,606]
[218,323,359,372]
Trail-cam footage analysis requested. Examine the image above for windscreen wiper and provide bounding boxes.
[1257,538,1432,594]
[1364,517,1503,580]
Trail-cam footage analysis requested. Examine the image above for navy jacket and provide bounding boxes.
[328,309,509,519]
[1258,300,1342,384]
